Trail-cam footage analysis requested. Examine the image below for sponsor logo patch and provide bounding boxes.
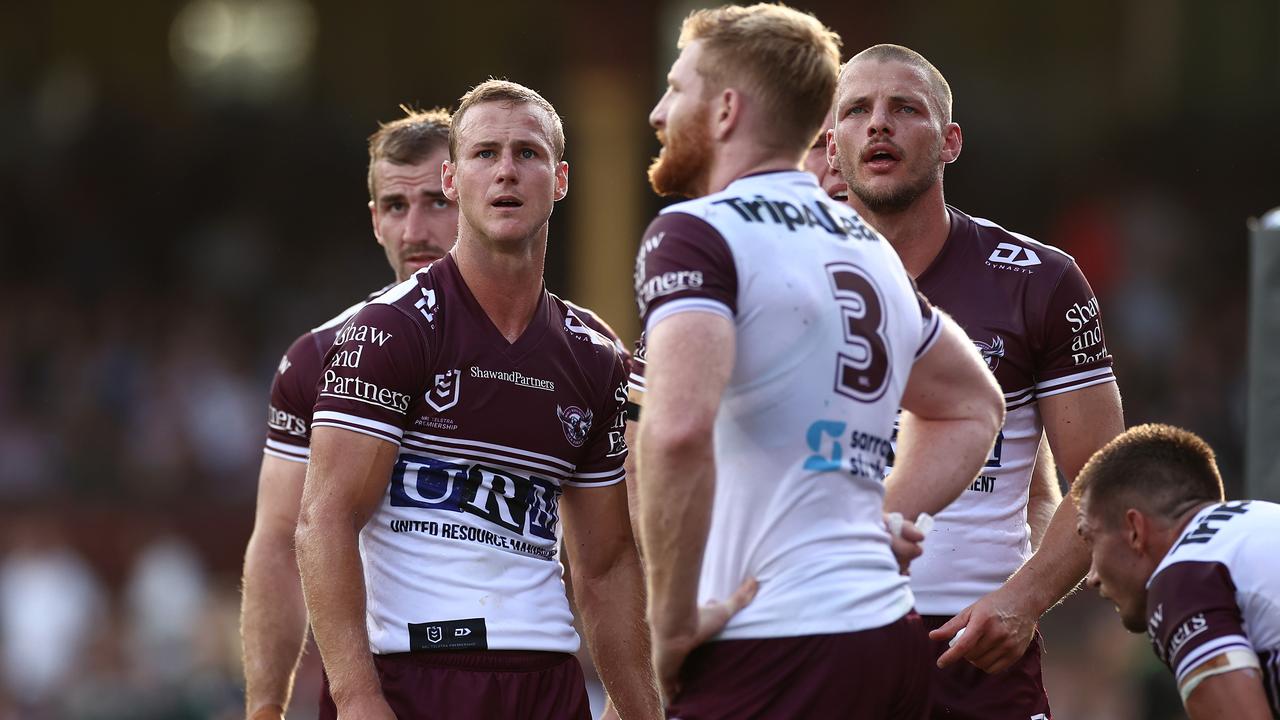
[470,366,554,392]
[426,370,462,412]
[408,617,488,651]
[557,405,593,448]
[986,242,1040,270]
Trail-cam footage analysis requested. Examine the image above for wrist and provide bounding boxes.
[248,704,285,720]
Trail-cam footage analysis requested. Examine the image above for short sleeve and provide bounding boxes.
[627,334,648,406]
[909,276,942,360]
[634,212,738,332]
[264,332,324,463]
[564,356,629,488]
[1034,261,1116,398]
[311,304,428,446]
[1146,561,1253,686]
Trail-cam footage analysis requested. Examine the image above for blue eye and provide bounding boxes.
[900,106,917,114]
[478,149,494,158]
[520,148,536,159]
[432,199,450,210]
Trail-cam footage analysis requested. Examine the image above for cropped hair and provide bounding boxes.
[1071,424,1225,529]
[367,105,452,199]
[843,44,954,123]
[450,79,565,162]
[678,3,841,154]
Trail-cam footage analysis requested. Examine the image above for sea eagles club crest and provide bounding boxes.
[556,405,593,448]
[974,336,1005,371]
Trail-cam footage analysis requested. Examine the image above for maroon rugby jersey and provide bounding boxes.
[263,281,627,466]
[310,254,629,654]
[906,206,1118,614]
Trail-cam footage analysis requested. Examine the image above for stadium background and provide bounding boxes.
[1,1,1276,718]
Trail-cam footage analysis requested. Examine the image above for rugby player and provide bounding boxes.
[240,108,457,720]
[635,5,1005,717]
[831,44,1126,719]
[295,81,660,720]
[1074,424,1279,719]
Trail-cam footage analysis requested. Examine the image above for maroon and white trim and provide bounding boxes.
[1034,367,1116,399]
[645,297,734,333]
[312,410,404,445]
[263,438,309,463]
[915,314,942,359]
[1175,634,1256,683]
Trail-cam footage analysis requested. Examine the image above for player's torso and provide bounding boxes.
[349,259,625,655]
[906,209,1069,613]
[668,172,924,638]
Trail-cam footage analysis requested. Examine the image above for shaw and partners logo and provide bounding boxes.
[986,242,1040,270]
[321,371,412,414]
[557,405,593,448]
[470,367,555,392]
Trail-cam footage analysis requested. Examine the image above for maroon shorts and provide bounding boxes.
[667,611,931,720]
[921,615,1051,720]
[318,650,590,720]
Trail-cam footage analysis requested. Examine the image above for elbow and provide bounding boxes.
[639,413,714,461]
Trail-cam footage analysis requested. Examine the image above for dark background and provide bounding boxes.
[1,1,1276,717]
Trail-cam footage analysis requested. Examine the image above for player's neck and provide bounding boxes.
[453,225,547,344]
[703,142,800,196]
[853,191,950,279]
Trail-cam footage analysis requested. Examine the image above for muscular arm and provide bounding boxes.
[935,382,1123,672]
[638,312,736,696]
[241,455,309,719]
[884,312,1005,519]
[562,481,662,720]
[295,427,400,717]
[1185,668,1273,720]
[1026,434,1059,551]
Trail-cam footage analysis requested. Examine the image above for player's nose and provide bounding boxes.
[867,104,893,136]
[1084,565,1101,591]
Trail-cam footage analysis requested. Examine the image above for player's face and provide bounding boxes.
[833,59,958,214]
[369,149,458,282]
[444,102,568,246]
[802,105,848,201]
[648,41,714,198]
[1078,504,1150,633]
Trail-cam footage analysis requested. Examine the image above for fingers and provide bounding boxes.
[726,577,759,613]
[927,606,971,642]
[935,621,981,668]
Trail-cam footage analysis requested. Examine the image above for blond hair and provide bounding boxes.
[450,80,565,162]
[844,44,954,123]
[678,3,841,154]
[366,105,452,199]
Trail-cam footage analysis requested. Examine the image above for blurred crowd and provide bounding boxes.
[0,15,1263,720]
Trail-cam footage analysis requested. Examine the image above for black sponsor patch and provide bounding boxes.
[408,617,488,651]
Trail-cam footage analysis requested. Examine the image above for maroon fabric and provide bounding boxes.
[318,650,590,720]
[921,615,1050,720]
[667,612,931,720]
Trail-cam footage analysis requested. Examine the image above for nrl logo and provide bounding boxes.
[556,405,593,448]
[426,370,461,412]
[974,336,1005,371]
[426,626,443,644]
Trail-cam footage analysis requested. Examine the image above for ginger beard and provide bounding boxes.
[840,133,943,215]
[648,100,713,198]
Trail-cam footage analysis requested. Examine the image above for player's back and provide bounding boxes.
[1147,499,1280,712]
[637,171,939,639]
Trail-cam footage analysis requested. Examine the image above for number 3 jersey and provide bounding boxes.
[904,208,1117,614]
[311,254,630,655]
[634,171,940,640]
[1145,500,1280,714]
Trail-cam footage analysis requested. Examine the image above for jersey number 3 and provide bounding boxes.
[826,262,890,402]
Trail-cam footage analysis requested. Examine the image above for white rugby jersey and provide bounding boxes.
[311,255,629,655]
[1146,500,1280,714]
[634,171,940,639]
[901,208,1117,614]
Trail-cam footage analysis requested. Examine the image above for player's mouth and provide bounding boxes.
[828,181,849,202]
[491,195,524,210]
[403,249,444,266]
[862,143,902,172]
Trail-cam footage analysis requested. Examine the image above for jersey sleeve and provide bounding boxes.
[564,355,629,488]
[1146,561,1254,688]
[264,332,324,464]
[1033,260,1116,398]
[310,303,428,446]
[627,334,648,409]
[634,211,738,332]
[910,276,942,360]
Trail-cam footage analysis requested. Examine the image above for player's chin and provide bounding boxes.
[1118,606,1147,633]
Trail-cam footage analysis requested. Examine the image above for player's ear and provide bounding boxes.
[369,200,385,247]
[713,87,740,142]
[442,160,459,202]
[1124,508,1146,551]
[826,128,840,171]
[553,160,568,201]
[941,122,963,164]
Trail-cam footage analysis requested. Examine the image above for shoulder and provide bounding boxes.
[549,293,627,368]
[952,207,1078,280]
[560,299,628,356]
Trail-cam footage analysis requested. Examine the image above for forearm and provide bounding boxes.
[1026,437,1060,551]
[242,527,309,714]
[295,518,381,707]
[885,412,996,518]
[574,552,662,719]
[1003,492,1090,615]
[638,434,714,642]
